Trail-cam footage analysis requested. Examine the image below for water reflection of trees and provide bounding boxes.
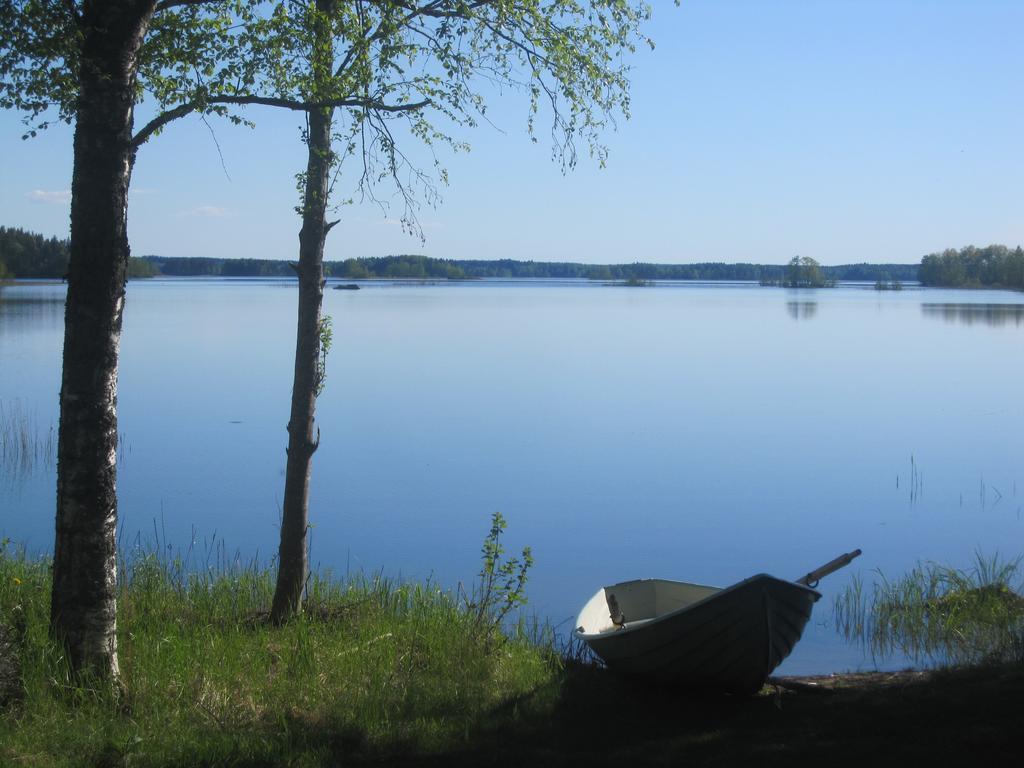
[921,303,1024,328]
[786,301,818,320]
[0,290,66,334]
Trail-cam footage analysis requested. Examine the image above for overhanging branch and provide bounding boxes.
[154,0,221,12]
[131,102,196,149]
[131,95,430,149]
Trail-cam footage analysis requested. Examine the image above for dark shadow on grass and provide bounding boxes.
[123,661,1024,768]
[422,661,1024,767]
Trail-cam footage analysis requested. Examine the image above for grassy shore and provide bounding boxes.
[3,543,1023,767]
[0,541,557,766]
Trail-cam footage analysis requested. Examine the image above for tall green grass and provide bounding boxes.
[0,523,558,767]
[834,552,1024,666]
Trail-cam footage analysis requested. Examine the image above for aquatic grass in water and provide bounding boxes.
[0,399,55,479]
[834,552,1024,666]
[1,398,129,484]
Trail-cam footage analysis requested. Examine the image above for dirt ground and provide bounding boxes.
[390,663,1024,767]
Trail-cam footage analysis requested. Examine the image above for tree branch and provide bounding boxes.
[62,0,81,26]
[154,0,221,12]
[131,102,197,149]
[336,0,493,78]
[131,95,430,149]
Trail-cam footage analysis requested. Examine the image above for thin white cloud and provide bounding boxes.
[178,206,229,218]
[26,189,71,204]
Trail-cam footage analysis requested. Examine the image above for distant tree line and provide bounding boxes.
[458,259,778,280]
[826,263,919,281]
[919,245,1024,289]
[333,256,466,279]
[0,227,155,279]
[143,255,921,281]
[154,256,294,277]
[4,227,926,283]
[430,259,919,282]
[0,226,69,278]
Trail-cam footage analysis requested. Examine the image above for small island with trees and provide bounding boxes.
[758,256,836,288]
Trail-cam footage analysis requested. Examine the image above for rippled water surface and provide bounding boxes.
[2,278,1022,674]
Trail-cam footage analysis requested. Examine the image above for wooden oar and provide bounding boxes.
[795,549,862,587]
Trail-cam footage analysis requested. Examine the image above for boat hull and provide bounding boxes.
[575,575,821,695]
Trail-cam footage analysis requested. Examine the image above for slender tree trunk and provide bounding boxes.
[270,102,335,623]
[50,0,155,679]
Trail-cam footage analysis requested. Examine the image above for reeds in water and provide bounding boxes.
[834,552,1024,666]
[0,400,54,478]
[1,399,130,482]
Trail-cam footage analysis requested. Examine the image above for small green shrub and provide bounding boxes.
[466,512,534,647]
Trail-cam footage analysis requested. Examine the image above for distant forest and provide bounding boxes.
[919,245,1024,290]
[12,226,1023,288]
[0,226,155,279]
[144,254,920,282]
[0,226,69,278]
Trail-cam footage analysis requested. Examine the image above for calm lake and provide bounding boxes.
[2,278,1022,675]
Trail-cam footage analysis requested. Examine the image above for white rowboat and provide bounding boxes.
[573,550,861,695]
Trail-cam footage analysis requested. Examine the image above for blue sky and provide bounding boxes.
[1,0,1022,266]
